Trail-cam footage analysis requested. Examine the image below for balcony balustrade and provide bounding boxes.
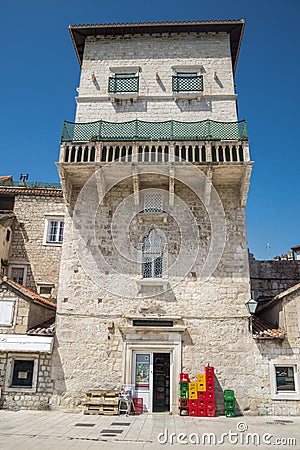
[60,141,249,164]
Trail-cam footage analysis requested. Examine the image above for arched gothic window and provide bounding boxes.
[142,229,164,278]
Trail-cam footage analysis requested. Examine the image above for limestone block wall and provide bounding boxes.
[253,290,300,415]
[52,178,256,411]
[8,193,65,299]
[75,33,238,123]
[0,353,53,410]
[250,257,300,300]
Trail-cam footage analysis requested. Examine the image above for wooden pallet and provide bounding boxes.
[83,390,119,415]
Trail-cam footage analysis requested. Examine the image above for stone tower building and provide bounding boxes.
[54,20,255,413]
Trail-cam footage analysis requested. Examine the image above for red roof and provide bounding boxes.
[0,176,13,181]
[0,275,56,309]
[0,187,63,196]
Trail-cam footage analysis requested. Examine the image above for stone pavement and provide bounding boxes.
[0,410,299,449]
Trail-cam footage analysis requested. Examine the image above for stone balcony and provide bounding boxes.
[57,119,252,207]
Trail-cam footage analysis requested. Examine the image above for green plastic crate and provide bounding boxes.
[224,389,234,400]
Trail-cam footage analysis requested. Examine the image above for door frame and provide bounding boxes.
[123,340,181,413]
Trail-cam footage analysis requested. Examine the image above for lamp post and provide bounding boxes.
[245,298,258,334]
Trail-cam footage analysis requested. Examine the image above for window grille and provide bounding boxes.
[144,192,162,214]
[108,74,139,93]
[142,230,164,278]
[172,73,203,92]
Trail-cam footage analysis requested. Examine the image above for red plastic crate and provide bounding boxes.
[133,397,143,414]
[197,391,206,401]
[207,406,216,417]
[205,390,215,402]
[206,399,215,409]
[189,407,199,416]
[188,399,199,408]
[206,382,214,392]
[179,398,188,407]
[198,406,207,416]
[205,366,214,376]
[180,373,190,382]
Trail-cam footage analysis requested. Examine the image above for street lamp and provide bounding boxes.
[245,298,258,333]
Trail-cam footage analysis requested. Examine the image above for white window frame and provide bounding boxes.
[270,361,300,400]
[5,354,39,393]
[0,300,15,326]
[37,282,54,298]
[8,265,27,286]
[43,215,64,246]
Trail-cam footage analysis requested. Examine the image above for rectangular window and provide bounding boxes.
[11,359,34,388]
[48,221,64,243]
[144,192,162,214]
[275,366,296,392]
[44,216,64,245]
[0,301,14,326]
[11,267,25,285]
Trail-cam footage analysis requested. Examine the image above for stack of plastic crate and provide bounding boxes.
[187,381,198,416]
[179,373,189,416]
[224,389,235,417]
[196,373,207,416]
[205,366,215,416]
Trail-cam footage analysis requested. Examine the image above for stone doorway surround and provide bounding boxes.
[119,324,184,413]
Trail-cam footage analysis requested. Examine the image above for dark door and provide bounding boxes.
[153,353,170,412]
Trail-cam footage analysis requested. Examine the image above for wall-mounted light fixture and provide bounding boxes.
[245,297,258,333]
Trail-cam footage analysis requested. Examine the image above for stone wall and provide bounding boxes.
[8,193,65,300]
[249,256,300,300]
[0,353,53,410]
[75,33,238,123]
[52,177,256,413]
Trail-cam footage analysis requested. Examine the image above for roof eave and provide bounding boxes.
[68,20,245,73]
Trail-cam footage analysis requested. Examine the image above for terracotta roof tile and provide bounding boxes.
[27,318,55,336]
[0,187,63,196]
[0,176,13,181]
[0,275,56,309]
[252,316,285,339]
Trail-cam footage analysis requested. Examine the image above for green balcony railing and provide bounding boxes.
[61,119,248,143]
[0,180,61,189]
[108,76,139,93]
[172,75,203,92]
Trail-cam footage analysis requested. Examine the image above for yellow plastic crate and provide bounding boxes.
[196,374,206,382]
[188,382,197,391]
[189,390,198,399]
[197,381,206,392]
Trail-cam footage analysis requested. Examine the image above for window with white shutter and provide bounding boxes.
[0,301,14,326]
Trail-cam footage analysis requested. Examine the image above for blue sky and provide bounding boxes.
[1,0,299,259]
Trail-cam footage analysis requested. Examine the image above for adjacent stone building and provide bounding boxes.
[0,275,56,410]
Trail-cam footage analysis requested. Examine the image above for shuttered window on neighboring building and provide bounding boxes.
[0,301,14,326]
